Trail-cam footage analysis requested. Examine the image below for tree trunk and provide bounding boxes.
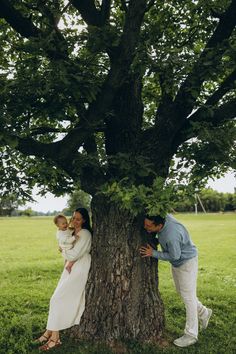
[71,195,165,342]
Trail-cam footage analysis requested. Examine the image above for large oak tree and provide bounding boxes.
[0,0,236,342]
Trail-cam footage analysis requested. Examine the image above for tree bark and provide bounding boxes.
[70,195,165,341]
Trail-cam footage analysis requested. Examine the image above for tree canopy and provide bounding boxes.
[0,0,236,214]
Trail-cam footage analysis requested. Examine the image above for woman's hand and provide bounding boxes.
[58,246,63,253]
[68,217,74,229]
[139,244,154,258]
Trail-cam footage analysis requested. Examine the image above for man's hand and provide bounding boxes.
[139,244,154,258]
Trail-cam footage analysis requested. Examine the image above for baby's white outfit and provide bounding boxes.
[56,229,76,250]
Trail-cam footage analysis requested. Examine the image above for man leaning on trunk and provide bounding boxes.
[140,214,212,348]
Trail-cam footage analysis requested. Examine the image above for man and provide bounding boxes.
[139,214,212,348]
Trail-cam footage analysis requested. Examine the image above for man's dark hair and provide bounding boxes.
[145,215,166,226]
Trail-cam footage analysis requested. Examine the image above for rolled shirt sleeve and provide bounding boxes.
[62,229,92,261]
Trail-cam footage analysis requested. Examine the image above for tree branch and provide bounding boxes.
[59,0,148,156]
[0,0,41,38]
[71,0,104,26]
[29,126,68,136]
[0,129,84,180]
[171,98,236,152]
[83,135,98,155]
[0,0,69,60]
[205,68,236,107]
[9,0,146,153]
[120,0,128,13]
[0,125,79,166]
[0,131,55,158]
[1,124,108,194]
[37,0,60,27]
[169,68,236,153]
[101,0,112,23]
[191,98,236,125]
[109,0,147,70]
[0,0,147,190]
[71,0,112,26]
[61,1,72,15]
[174,0,236,118]
[146,0,155,11]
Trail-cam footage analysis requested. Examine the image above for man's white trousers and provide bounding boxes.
[171,256,208,338]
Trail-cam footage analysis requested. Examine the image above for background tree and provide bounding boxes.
[174,188,236,212]
[67,189,92,213]
[0,193,25,216]
[0,0,236,342]
[224,192,236,211]
[18,206,34,217]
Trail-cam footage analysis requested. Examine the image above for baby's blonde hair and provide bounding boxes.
[53,214,67,225]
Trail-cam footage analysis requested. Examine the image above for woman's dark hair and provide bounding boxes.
[145,214,166,226]
[74,207,93,234]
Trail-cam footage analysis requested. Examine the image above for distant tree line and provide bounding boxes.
[0,190,92,216]
[1,188,235,216]
[174,188,236,212]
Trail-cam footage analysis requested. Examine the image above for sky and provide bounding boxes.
[24,171,236,212]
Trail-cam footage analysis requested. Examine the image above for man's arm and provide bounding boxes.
[154,239,181,261]
[139,240,181,262]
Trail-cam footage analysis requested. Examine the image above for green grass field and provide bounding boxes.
[0,214,235,354]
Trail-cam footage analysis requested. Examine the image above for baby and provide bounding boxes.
[53,214,76,273]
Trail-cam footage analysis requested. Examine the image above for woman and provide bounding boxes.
[36,208,92,351]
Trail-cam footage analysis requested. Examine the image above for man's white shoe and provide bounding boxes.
[173,334,197,347]
[201,308,212,329]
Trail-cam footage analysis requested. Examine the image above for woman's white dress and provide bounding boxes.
[46,229,92,331]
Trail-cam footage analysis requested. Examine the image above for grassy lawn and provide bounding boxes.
[0,214,235,353]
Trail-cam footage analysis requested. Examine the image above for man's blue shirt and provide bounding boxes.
[152,214,197,267]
